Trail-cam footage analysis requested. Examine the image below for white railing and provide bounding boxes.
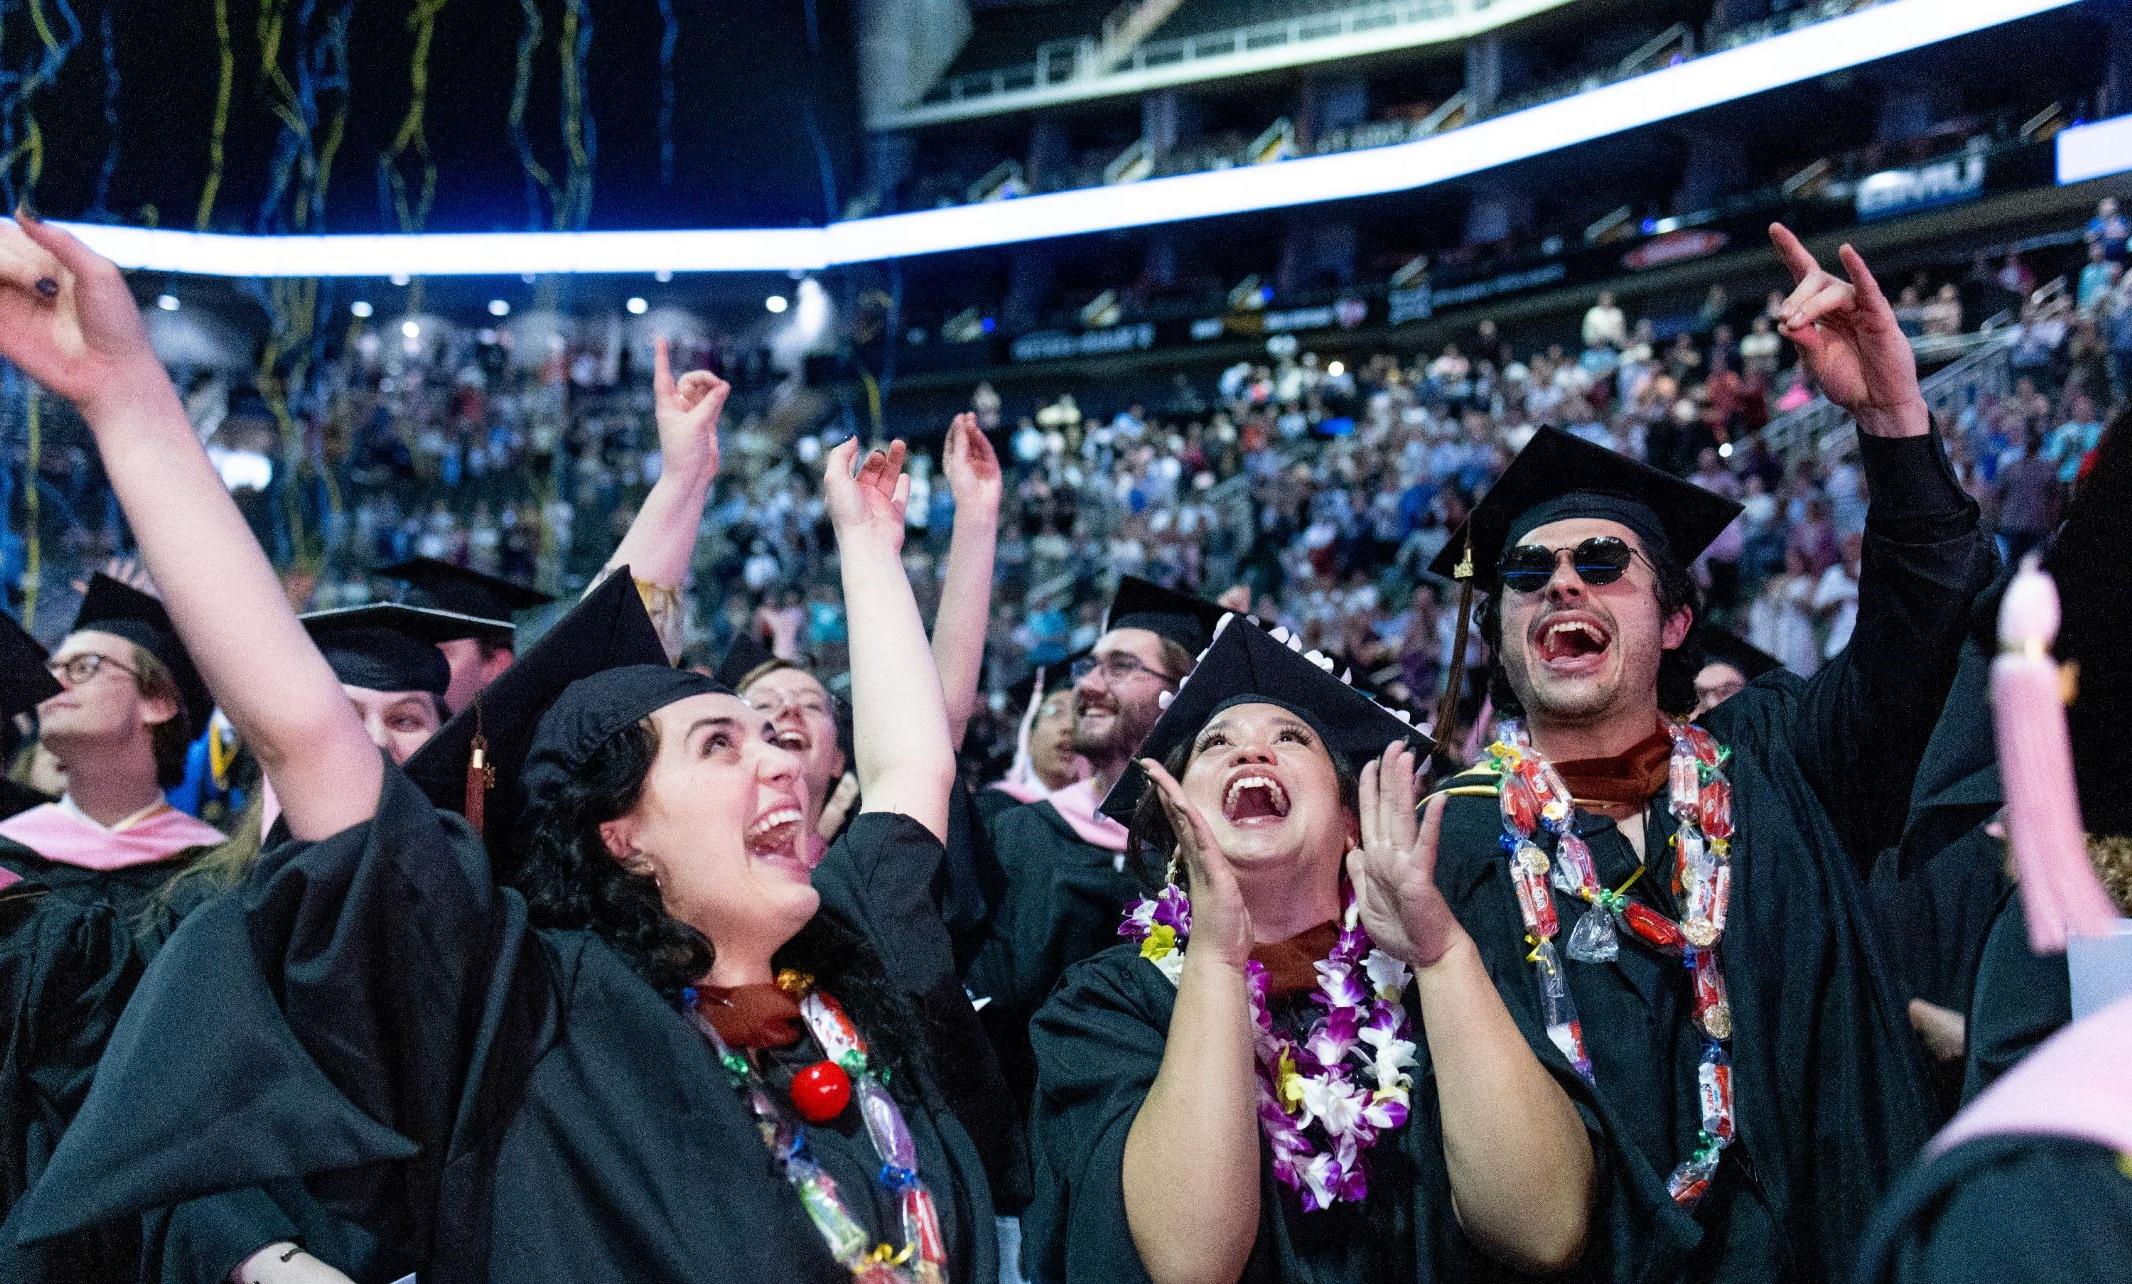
[1759,330,2015,465]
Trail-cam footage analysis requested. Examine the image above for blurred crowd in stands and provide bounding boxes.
[10,198,2129,776]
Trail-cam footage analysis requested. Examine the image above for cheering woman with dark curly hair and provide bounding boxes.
[0,214,994,1284]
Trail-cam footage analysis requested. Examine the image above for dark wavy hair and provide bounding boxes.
[1126,716,1363,889]
[511,716,932,1094]
[1475,537,1703,720]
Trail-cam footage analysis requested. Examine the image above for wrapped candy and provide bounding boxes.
[795,1164,874,1265]
[1668,741,1702,819]
[902,1186,949,1275]
[856,1075,917,1179]
[1667,1151,1719,1206]
[1551,830,1600,897]
[1500,767,1541,834]
[1692,947,1732,1040]
[1623,901,1685,951]
[1697,1044,1735,1143]
[1699,776,1734,840]
[1509,844,1559,938]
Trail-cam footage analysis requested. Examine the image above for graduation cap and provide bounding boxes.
[712,631,790,693]
[1424,426,1742,741]
[0,610,60,720]
[1099,615,1431,825]
[403,570,673,857]
[376,557,555,628]
[69,574,213,734]
[299,604,503,703]
[1697,627,1782,682]
[1426,426,1743,587]
[1004,649,1089,712]
[1104,577,1231,657]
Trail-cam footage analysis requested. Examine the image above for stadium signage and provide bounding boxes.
[1623,229,1730,271]
[1010,323,1157,363]
[1854,154,1986,221]
[1427,262,1570,310]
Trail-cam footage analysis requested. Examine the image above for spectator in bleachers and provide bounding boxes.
[1580,289,1628,350]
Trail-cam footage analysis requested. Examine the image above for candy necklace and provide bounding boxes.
[1121,885,1419,1211]
[682,970,949,1284]
[1486,719,1737,1209]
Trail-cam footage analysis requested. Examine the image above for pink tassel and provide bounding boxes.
[1992,558,2120,954]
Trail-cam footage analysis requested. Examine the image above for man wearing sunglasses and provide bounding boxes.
[1416,226,1995,1284]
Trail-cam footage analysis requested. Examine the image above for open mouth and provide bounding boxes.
[1533,614,1612,674]
[770,729,810,753]
[1222,772,1292,825]
[745,806,806,866]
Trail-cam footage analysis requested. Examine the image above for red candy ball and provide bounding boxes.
[790,1060,852,1123]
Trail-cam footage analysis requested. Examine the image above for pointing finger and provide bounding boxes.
[1767,222,1818,286]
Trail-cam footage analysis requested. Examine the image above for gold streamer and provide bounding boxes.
[196,0,235,229]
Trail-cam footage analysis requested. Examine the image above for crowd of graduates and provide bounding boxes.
[0,209,2126,1284]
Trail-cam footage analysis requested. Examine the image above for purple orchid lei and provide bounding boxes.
[1120,885,1418,1211]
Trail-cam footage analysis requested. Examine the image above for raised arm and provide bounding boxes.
[596,336,730,662]
[931,412,1002,747]
[0,216,378,840]
[824,438,955,841]
[1762,224,1992,858]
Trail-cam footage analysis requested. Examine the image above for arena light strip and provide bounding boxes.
[54,0,2082,278]
[2055,113,2132,184]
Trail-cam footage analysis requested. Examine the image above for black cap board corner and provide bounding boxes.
[0,611,59,720]
[1427,426,1743,586]
[300,602,514,649]
[1103,576,1232,658]
[1697,627,1782,681]
[713,631,789,693]
[1099,614,1432,825]
[377,557,555,624]
[402,569,668,859]
[69,574,213,733]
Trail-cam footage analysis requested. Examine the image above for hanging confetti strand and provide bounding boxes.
[376,0,448,235]
[0,0,85,210]
[86,4,117,216]
[655,0,676,186]
[507,0,561,230]
[557,0,595,229]
[196,0,234,229]
[21,386,38,630]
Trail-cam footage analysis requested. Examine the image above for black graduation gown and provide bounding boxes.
[1429,456,1989,1282]
[11,768,998,1284]
[1852,1134,2132,1284]
[966,799,1147,1183]
[1024,942,1680,1284]
[0,845,204,1279]
[1960,889,2071,1105]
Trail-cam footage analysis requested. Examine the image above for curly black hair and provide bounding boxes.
[1475,538,1704,720]
[1126,718,1363,890]
[511,716,932,1095]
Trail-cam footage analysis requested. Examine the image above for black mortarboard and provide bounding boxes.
[713,631,790,693]
[1426,426,1743,587]
[1104,577,1230,657]
[1100,616,1431,824]
[0,611,60,720]
[403,570,673,859]
[1004,650,1089,712]
[377,557,555,626]
[2047,412,2132,836]
[298,605,490,702]
[1697,627,1782,682]
[69,574,212,733]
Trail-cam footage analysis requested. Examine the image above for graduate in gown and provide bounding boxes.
[0,613,59,821]
[0,572,224,1276]
[1028,615,1634,1284]
[0,219,993,1284]
[1853,994,2132,1284]
[968,580,1229,1131]
[975,662,1088,831]
[1411,228,1994,1283]
[373,556,556,715]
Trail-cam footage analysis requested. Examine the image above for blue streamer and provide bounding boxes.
[87,5,117,216]
[656,0,676,187]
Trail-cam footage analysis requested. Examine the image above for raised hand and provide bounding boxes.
[823,436,910,552]
[651,336,730,485]
[0,214,164,420]
[1768,223,1928,438]
[1348,741,1463,969]
[940,411,1002,514]
[1141,756,1254,968]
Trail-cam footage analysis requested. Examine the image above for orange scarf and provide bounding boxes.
[1551,726,1675,810]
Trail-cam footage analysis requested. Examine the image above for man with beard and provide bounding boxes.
[968,578,1228,1205]
[1415,227,1995,1282]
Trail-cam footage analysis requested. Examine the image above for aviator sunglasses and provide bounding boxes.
[1497,536,1650,593]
